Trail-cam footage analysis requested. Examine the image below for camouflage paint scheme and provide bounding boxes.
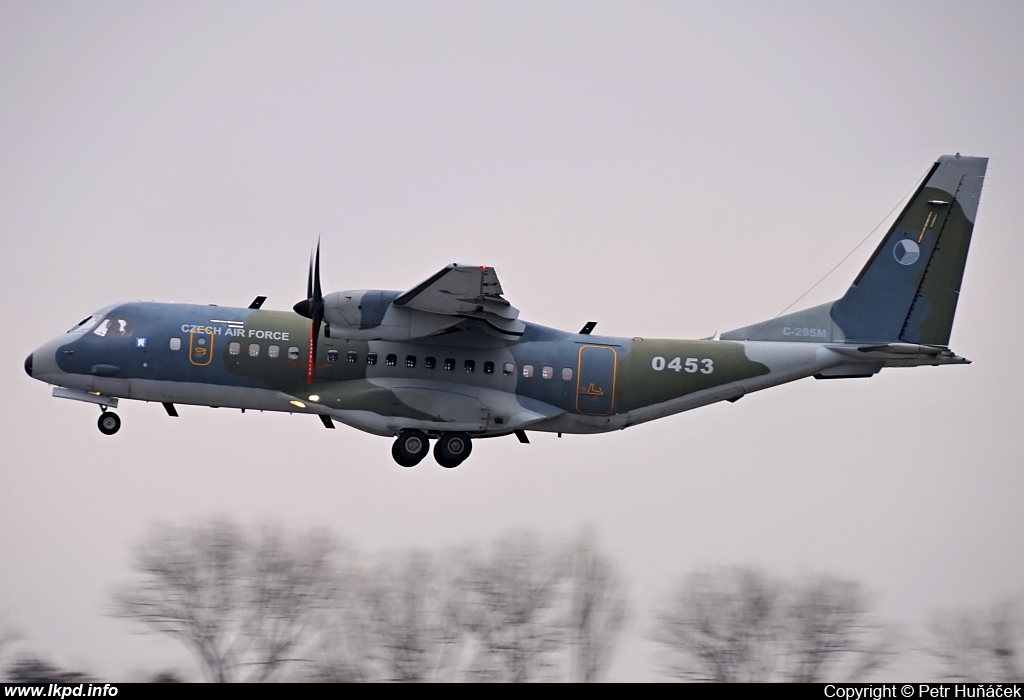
[25,155,987,465]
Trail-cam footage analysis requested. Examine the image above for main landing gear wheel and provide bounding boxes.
[97,411,121,436]
[434,432,472,469]
[392,429,429,467]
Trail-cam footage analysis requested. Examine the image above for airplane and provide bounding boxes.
[24,154,987,468]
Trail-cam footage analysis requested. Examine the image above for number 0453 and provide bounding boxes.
[651,356,714,374]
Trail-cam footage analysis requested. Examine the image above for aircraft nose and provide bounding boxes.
[24,352,33,378]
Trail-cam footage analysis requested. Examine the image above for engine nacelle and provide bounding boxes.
[322,290,461,341]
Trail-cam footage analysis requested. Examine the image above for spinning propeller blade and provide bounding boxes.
[292,240,324,385]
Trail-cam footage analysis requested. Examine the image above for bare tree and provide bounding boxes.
[776,575,898,682]
[0,626,20,679]
[341,532,627,683]
[111,524,627,682]
[451,532,569,682]
[931,597,1023,682]
[652,568,896,682]
[4,655,95,683]
[652,567,780,682]
[349,550,464,682]
[565,531,628,682]
[300,618,368,683]
[111,519,342,682]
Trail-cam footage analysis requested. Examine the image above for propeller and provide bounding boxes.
[292,240,324,384]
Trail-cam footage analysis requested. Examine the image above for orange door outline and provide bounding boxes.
[189,329,214,367]
[575,345,617,415]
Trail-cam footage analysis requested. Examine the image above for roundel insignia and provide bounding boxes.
[893,238,920,266]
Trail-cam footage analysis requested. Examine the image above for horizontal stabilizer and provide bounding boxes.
[855,342,942,355]
[826,343,969,366]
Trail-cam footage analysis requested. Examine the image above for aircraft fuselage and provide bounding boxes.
[28,301,810,440]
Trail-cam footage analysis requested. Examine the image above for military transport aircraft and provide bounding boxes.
[24,154,986,468]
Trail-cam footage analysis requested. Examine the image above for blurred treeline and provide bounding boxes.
[1,519,1021,682]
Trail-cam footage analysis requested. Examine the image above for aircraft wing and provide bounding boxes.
[393,263,525,338]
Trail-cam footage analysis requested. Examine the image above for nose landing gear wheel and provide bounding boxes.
[97,411,121,436]
[434,432,472,468]
[392,429,429,467]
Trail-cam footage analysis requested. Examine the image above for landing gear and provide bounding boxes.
[391,430,475,468]
[434,432,472,469]
[392,430,430,467]
[97,410,121,436]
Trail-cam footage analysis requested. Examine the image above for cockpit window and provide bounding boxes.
[66,315,102,333]
[92,317,133,338]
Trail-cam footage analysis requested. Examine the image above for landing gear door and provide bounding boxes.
[576,345,617,415]
[189,328,214,367]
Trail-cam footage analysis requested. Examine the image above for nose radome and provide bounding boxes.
[24,353,33,378]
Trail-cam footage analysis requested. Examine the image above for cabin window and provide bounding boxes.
[67,316,100,333]
[169,338,182,351]
[248,343,260,358]
[444,358,455,371]
[503,362,515,376]
[386,354,397,367]
[484,361,495,375]
[92,317,133,338]
[347,351,358,364]
[367,352,378,366]
[562,367,573,381]
[464,360,476,373]
[327,349,339,363]
[405,355,417,368]
[268,345,280,358]
[542,366,554,380]
[522,364,534,378]
[425,357,436,369]
[228,342,240,355]
[288,347,300,360]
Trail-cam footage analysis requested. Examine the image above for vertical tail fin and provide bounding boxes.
[831,154,987,345]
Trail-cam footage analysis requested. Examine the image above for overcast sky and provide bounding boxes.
[2,1,1023,681]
